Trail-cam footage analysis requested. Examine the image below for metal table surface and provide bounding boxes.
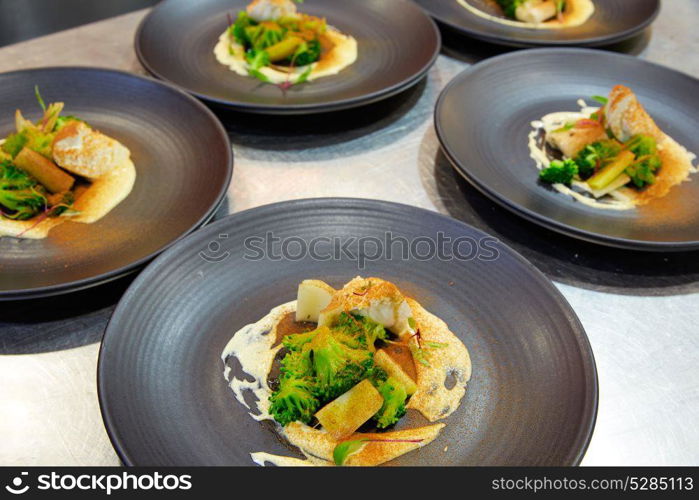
[1,2,698,466]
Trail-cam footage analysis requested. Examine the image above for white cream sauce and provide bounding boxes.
[250,452,327,467]
[529,100,636,211]
[221,300,321,466]
[221,300,295,421]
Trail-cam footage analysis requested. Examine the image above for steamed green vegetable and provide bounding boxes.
[268,376,320,427]
[587,150,635,191]
[624,135,662,188]
[573,140,622,179]
[0,160,46,220]
[0,87,83,223]
[373,377,408,429]
[494,0,527,18]
[540,133,663,194]
[270,312,397,428]
[539,159,578,185]
[229,8,326,85]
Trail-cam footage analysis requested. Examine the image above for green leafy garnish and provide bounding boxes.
[333,438,425,466]
[425,341,449,349]
[333,440,366,466]
[591,95,608,105]
[34,85,46,112]
[552,122,575,133]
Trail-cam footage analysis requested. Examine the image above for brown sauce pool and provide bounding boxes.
[381,342,417,382]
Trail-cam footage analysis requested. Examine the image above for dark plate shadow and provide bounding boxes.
[429,147,699,296]
[0,198,231,355]
[211,79,428,161]
[0,276,131,355]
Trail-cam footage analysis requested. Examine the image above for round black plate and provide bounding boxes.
[435,48,699,251]
[0,67,232,300]
[99,198,597,466]
[135,0,440,114]
[413,0,659,47]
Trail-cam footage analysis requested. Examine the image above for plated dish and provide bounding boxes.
[0,68,232,300]
[136,0,439,113]
[435,49,699,250]
[98,198,597,466]
[215,0,357,86]
[0,88,135,239]
[222,276,471,466]
[533,86,697,210]
[413,0,659,47]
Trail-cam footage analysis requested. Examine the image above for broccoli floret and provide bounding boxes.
[620,134,660,188]
[625,134,656,157]
[310,328,374,400]
[334,312,388,350]
[373,377,408,429]
[269,376,320,426]
[282,329,317,351]
[292,39,321,66]
[573,139,622,178]
[272,319,392,427]
[245,48,271,71]
[627,157,661,189]
[539,159,578,185]
[279,348,313,379]
[230,11,253,46]
[0,161,46,220]
[625,156,661,188]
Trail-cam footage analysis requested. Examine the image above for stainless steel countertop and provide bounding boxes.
[1,2,698,466]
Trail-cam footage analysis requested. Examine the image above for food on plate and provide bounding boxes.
[0,88,136,238]
[530,85,697,210]
[457,0,594,29]
[214,0,358,86]
[221,276,472,466]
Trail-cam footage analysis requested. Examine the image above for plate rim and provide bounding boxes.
[0,65,234,300]
[434,47,699,252]
[414,0,660,48]
[97,196,599,466]
[134,0,442,114]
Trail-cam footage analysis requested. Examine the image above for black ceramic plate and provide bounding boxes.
[135,0,440,114]
[436,49,699,251]
[0,67,232,300]
[99,198,597,466]
[413,0,659,47]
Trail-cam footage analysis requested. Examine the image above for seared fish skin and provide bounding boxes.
[604,85,663,143]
